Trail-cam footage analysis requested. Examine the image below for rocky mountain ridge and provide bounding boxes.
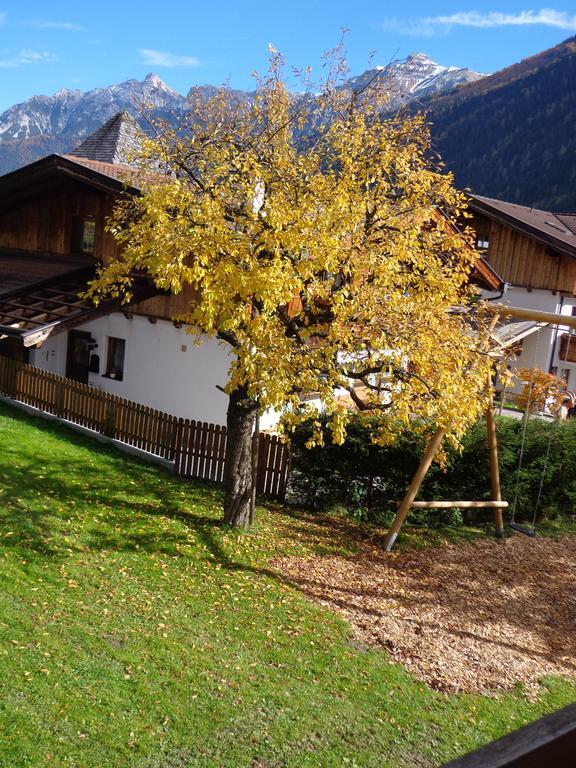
[0,55,483,175]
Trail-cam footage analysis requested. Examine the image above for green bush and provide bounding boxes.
[287,414,576,527]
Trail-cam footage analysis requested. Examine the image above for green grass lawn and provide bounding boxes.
[0,401,574,767]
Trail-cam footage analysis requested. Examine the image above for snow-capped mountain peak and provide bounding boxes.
[0,58,485,174]
[345,54,484,106]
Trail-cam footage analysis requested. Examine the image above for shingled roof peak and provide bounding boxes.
[68,111,144,166]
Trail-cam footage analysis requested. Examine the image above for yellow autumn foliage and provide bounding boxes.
[89,47,494,449]
[514,367,567,414]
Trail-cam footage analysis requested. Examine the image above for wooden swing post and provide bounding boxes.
[383,427,446,551]
[486,304,576,330]
[486,399,505,538]
[384,316,506,551]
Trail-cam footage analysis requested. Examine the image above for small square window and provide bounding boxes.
[476,235,490,250]
[105,337,125,381]
[71,217,96,254]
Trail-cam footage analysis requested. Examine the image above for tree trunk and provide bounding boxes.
[223,385,258,527]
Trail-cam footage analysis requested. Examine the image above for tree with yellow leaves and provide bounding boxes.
[88,45,493,527]
[514,367,566,415]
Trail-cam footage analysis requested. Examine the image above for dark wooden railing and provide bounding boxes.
[0,354,290,499]
[444,703,576,767]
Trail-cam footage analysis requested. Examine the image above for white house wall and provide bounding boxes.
[492,286,576,390]
[29,313,232,425]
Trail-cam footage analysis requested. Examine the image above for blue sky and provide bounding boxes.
[1,1,575,111]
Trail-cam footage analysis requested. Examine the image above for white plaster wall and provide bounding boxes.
[497,285,563,314]
[485,286,576,392]
[30,314,232,424]
[31,333,67,375]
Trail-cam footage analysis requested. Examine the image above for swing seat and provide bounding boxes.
[509,522,536,537]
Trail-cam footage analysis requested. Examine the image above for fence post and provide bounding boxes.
[54,380,65,418]
[277,442,291,501]
[171,418,184,472]
[103,398,117,438]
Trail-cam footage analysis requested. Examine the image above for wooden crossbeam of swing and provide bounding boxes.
[485,304,576,330]
[410,500,508,509]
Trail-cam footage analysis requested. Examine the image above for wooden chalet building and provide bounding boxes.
[0,112,231,424]
[469,194,576,387]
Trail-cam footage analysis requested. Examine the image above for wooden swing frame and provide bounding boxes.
[383,304,576,551]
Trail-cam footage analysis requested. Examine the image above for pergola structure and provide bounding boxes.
[0,255,159,349]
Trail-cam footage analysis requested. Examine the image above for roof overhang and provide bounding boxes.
[491,320,549,352]
[472,255,503,292]
[468,195,576,261]
[0,154,140,214]
[435,206,503,292]
[0,263,159,347]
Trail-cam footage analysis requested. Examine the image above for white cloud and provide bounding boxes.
[0,49,58,68]
[22,20,84,31]
[381,9,576,36]
[139,48,201,68]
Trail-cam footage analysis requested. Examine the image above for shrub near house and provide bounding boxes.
[289,415,576,525]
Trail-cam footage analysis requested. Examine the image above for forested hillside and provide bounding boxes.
[423,37,576,212]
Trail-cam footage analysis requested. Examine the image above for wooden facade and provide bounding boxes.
[0,168,196,323]
[130,285,202,320]
[0,182,119,262]
[558,333,576,363]
[471,210,576,294]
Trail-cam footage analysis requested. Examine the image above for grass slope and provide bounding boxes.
[0,402,574,767]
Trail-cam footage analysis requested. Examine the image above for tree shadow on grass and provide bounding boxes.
[0,402,363,564]
[7,402,572,692]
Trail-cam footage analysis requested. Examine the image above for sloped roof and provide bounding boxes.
[470,195,576,259]
[556,214,576,235]
[491,320,548,349]
[0,154,142,213]
[67,111,144,165]
[0,251,92,297]
[0,263,102,346]
[61,155,143,189]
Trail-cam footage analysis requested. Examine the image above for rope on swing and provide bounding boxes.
[510,326,541,536]
[510,319,572,536]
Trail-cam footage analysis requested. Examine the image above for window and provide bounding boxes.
[105,337,125,381]
[71,217,96,254]
[476,234,490,250]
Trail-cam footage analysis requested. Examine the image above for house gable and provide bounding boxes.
[0,177,121,263]
[469,195,576,293]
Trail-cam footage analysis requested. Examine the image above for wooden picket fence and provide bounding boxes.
[0,354,290,499]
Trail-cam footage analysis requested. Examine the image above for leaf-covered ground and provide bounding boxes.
[1,401,575,768]
[272,535,576,695]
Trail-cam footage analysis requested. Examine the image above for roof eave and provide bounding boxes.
[473,255,504,292]
[468,195,576,260]
[0,154,140,213]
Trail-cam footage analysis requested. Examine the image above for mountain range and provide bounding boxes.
[1,39,575,213]
[0,55,483,176]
